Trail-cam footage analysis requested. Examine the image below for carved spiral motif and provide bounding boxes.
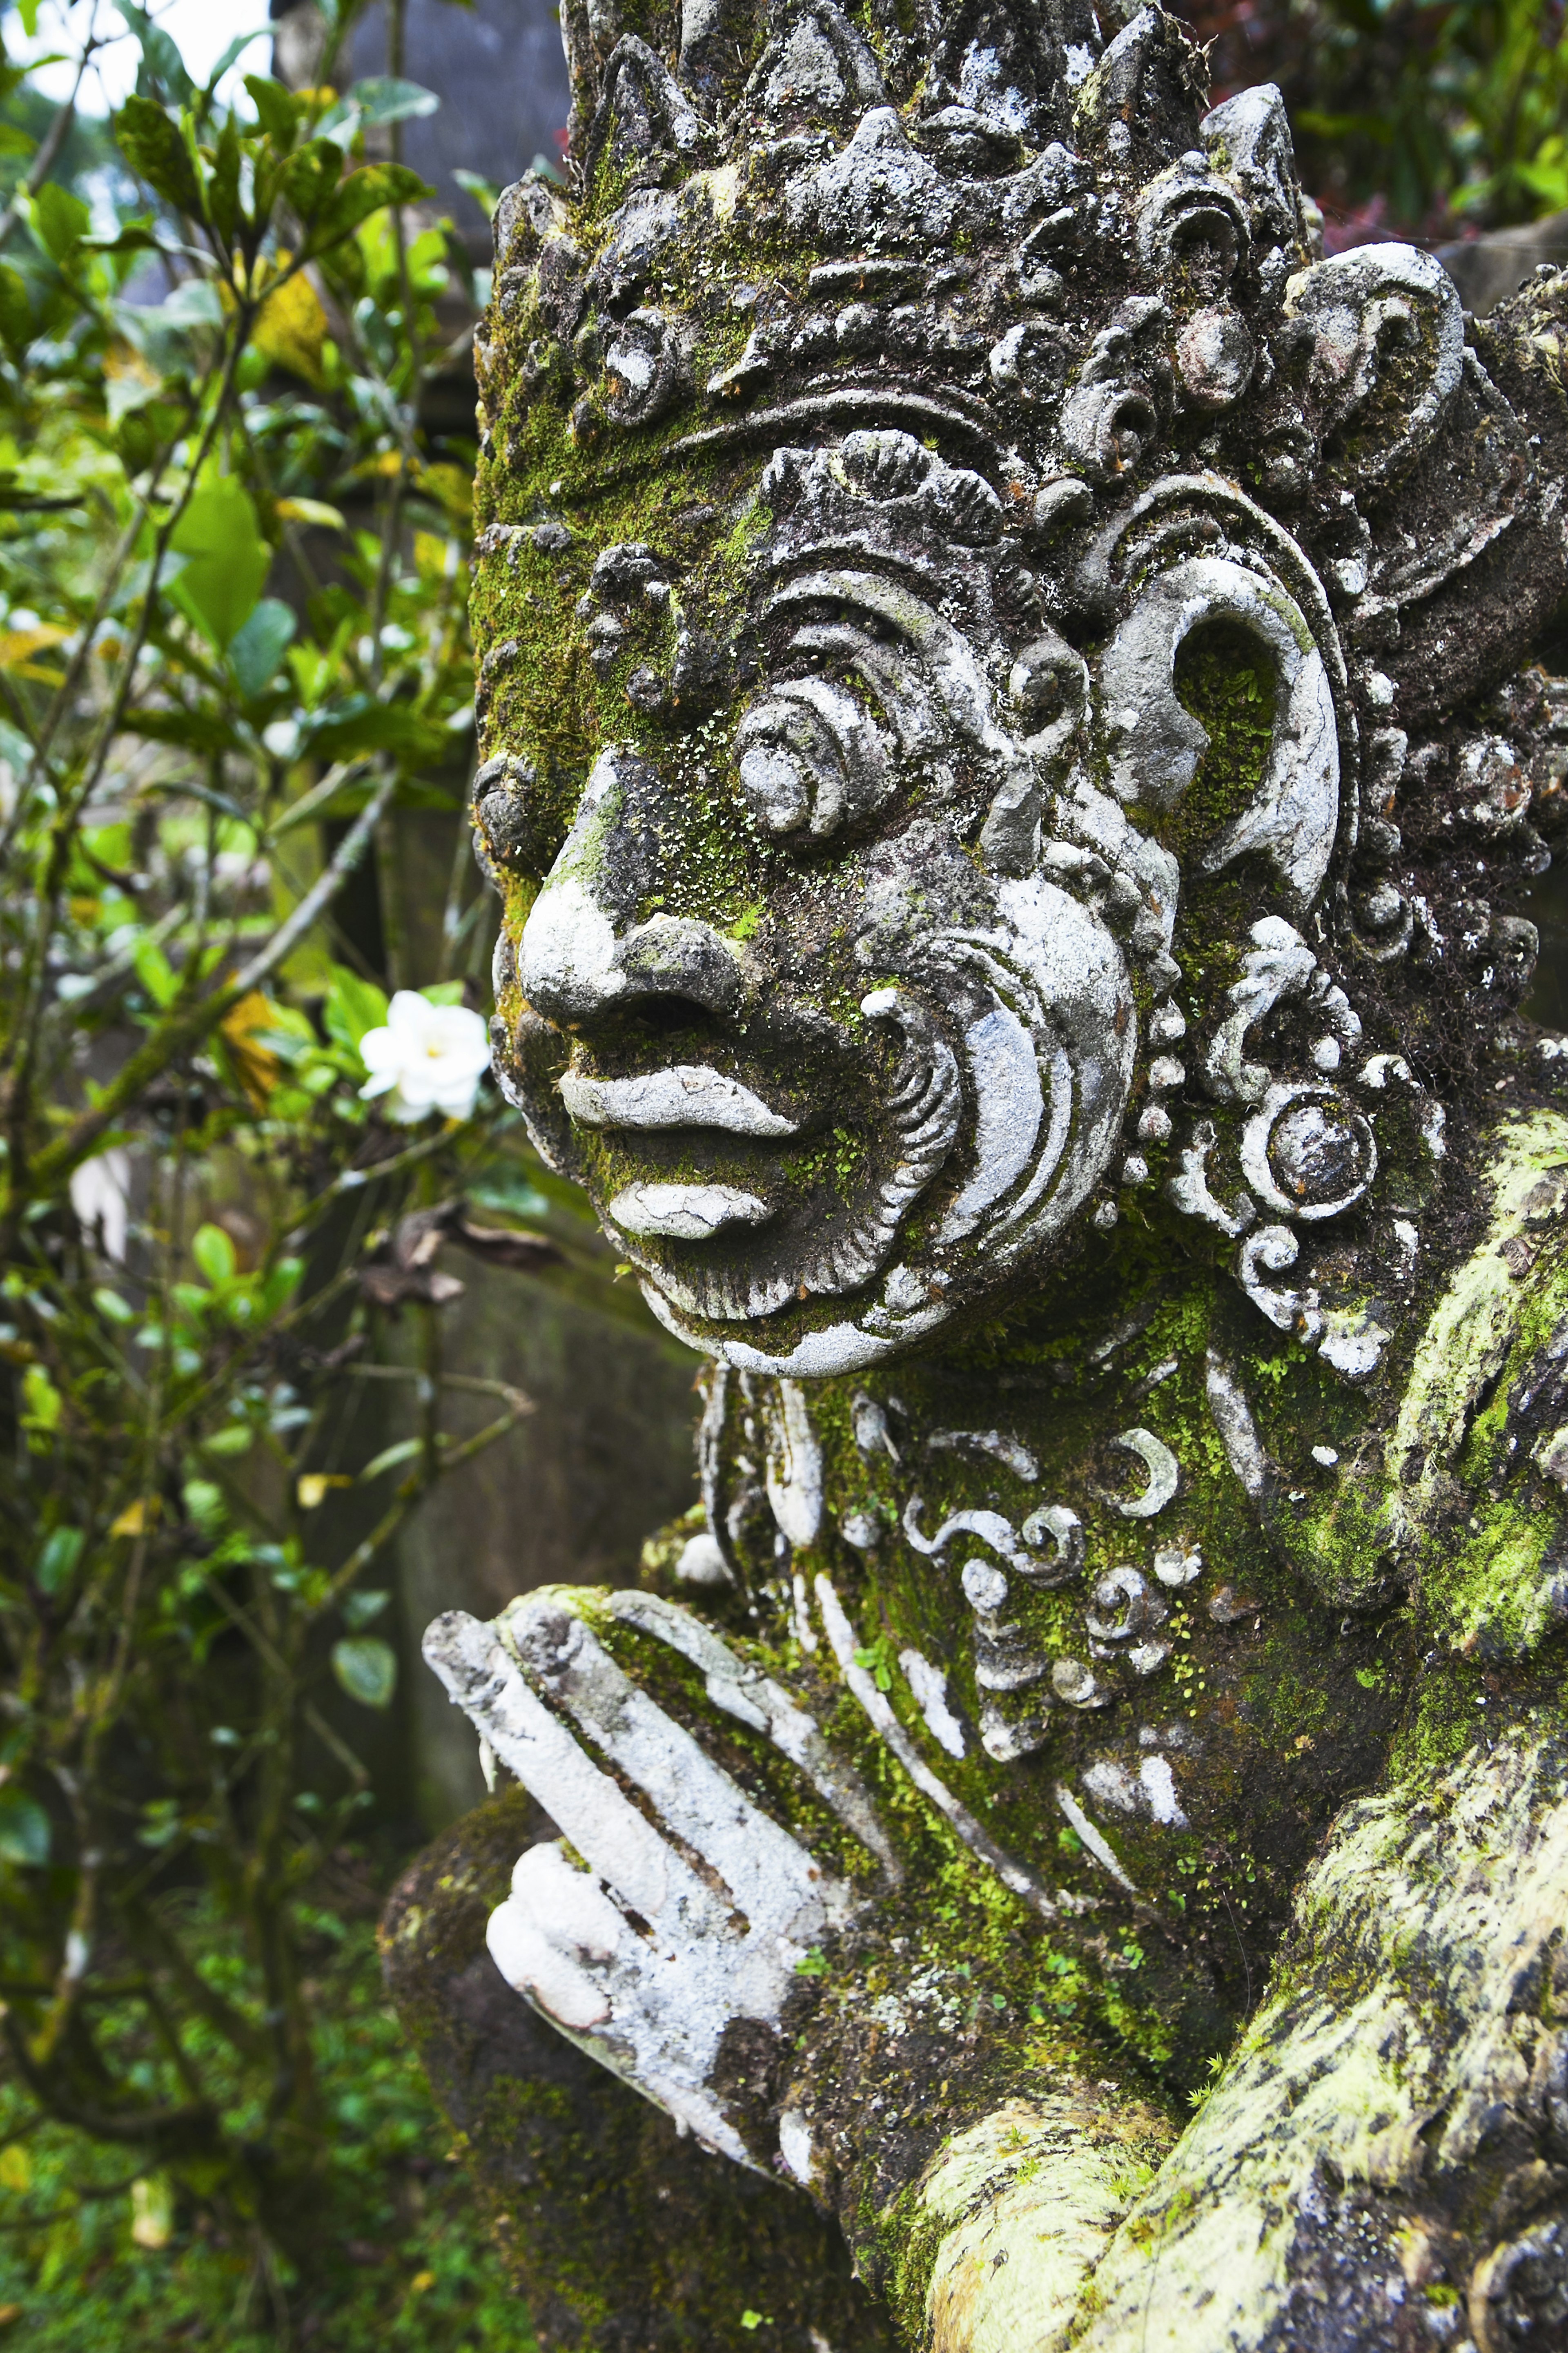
[1241,1083,1378,1222]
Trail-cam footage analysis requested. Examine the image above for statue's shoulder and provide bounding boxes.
[1391,1108,1568,1658]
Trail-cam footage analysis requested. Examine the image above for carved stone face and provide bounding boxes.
[495,423,1358,1372]
[477,24,1486,1374]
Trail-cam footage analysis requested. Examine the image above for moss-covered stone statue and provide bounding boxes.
[379,3,1568,2343]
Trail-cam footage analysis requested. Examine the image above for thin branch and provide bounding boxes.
[21,770,397,1200]
[0,27,95,251]
[230,770,397,997]
[321,1397,531,1614]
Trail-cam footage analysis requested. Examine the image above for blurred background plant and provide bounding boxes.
[0,0,1567,2342]
[1182,0,1568,242]
[0,0,660,2342]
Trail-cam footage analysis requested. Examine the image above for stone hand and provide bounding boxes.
[421,1586,896,2170]
[423,1586,1178,2352]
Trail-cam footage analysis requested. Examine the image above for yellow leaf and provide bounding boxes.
[297,1473,352,1510]
[129,2175,173,2252]
[417,462,473,523]
[220,990,284,1108]
[410,2272,436,2295]
[413,529,456,582]
[0,2305,21,2329]
[111,1497,159,1539]
[349,449,407,482]
[0,2146,30,2192]
[0,625,67,670]
[277,495,346,532]
[103,340,160,395]
[253,265,330,388]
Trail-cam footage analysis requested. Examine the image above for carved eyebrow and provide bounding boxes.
[766,567,1010,756]
[764,567,943,645]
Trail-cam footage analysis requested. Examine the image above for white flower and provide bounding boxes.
[358,991,491,1125]
[70,1146,133,1262]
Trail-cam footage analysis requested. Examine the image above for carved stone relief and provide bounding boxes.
[382,2,1568,2346]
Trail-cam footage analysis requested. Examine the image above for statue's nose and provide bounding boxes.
[518,747,743,1026]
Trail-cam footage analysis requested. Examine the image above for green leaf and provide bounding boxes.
[17,0,40,34]
[142,276,223,332]
[0,263,32,354]
[331,1636,397,1709]
[192,1223,238,1286]
[116,93,204,217]
[131,936,179,1006]
[201,1423,254,1456]
[167,474,270,652]
[301,696,443,763]
[359,1436,422,1481]
[78,223,163,259]
[278,137,345,223]
[0,1792,51,1867]
[126,706,243,756]
[323,963,388,1055]
[106,356,164,426]
[228,597,297,699]
[342,1587,391,1629]
[260,1257,304,1316]
[208,111,242,243]
[93,1285,135,1325]
[244,73,303,145]
[207,31,270,89]
[452,167,502,219]
[347,77,441,127]
[22,1365,62,1432]
[304,163,430,256]
[183,1478,225,1534]
[118,0,196,105]
[36,1526,85,1594]
[32,181,90,265]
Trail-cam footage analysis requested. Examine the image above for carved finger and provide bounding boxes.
[428,1607,852,2165]
[608,1587,899,1877]
[499,1589,854,1942]
[422,1607,684,1924]
[487,1840,628,2030]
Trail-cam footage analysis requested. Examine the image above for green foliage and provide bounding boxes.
[166,473,271,650]
[0,1896,535,2350]
[1182,0,1568,232]
[0,5,611,2341]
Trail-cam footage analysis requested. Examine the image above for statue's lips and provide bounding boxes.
[557,1066,800,1138]
[558,1068,805,1245]
[607,1182,775,1240]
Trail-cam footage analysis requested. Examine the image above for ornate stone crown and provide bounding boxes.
[475,0,1567,895]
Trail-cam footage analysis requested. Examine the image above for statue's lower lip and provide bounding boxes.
[606,1182,777,1241]
[558,1065,799,1137]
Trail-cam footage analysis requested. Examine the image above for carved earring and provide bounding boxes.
[1164,921,1443,1380]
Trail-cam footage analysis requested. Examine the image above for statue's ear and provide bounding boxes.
[1098,553,1342,913]
[1284,245,1464,495]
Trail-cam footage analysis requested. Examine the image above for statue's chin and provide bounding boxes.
[599,1166,917,1324]
[637,1264,956,1377]
[629,1109,1132,1372]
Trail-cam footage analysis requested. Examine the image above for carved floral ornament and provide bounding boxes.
[390,0,1568,2345]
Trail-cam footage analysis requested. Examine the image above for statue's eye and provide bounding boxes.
[734,678,892,842]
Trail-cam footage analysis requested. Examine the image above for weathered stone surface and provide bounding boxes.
[385,0,1568,2343]
[381,1787,891,2349]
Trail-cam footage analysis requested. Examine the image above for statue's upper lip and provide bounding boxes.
[557,1065,800,1137]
